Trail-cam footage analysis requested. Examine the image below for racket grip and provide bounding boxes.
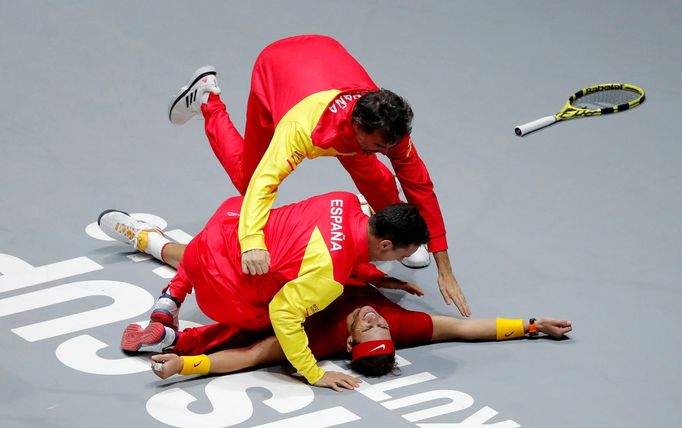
[515,116,557,136]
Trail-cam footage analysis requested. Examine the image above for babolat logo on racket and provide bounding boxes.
[583,83,623,93]
[515,82,645,136]
[560,109,600,118]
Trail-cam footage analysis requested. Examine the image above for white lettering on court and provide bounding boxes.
[0,280,154,341]
[146,372,317,428]
[0,215,522,427]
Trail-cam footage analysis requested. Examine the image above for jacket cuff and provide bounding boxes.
[239,234,267,252]
[428,235,448,253]
[302,366,325,385]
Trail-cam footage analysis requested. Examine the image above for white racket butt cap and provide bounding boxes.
[515,116,557,136]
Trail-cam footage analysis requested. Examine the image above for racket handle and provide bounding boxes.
[515,116,557,136]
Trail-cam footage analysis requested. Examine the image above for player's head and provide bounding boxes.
[352,89,414,154]
[346,305,398,377]
[368,203,429,262]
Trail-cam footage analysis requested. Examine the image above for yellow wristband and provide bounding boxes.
[180,355,211,375]
[496,318,525,340]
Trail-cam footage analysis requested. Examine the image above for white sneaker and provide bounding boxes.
[168,65,221,125]
[401,244,430,269]
[98,209,163,252]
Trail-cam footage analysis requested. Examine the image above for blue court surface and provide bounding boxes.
[1,1,680,427]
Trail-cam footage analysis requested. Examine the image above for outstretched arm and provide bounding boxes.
[151,332,361,392]
[151,335,285,379]
[430,316,572,342]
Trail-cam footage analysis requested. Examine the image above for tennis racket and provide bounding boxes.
[515,83,645,136]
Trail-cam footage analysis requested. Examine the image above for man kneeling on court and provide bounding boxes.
[100,191,428,390]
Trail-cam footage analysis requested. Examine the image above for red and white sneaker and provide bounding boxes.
[150,293,180,331]
[168,65,221,125]
[121,322,177,353]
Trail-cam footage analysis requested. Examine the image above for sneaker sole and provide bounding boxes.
[97,208,130,226]
[168,65,217,123]
[150,309,177,330]
[120,322,165,352]
[400,260,431,269]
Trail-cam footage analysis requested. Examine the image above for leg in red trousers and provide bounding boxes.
[201,60,276,195]
[174,322,273,355]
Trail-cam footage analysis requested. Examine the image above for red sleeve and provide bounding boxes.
[385,309,433,346]
[337,153,401,213]
[350,263,386,284]
[388,137,448,252]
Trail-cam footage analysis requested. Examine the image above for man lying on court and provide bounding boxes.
[144,284,571,386]
[100,191,428,390]
[100,204,572,390]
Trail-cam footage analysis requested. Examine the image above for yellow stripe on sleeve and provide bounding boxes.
[269,227,344,384]
[238,90,341,253]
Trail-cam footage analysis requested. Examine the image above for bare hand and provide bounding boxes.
[438,272,471,317]
[241,249,271,275]
[151,354,183,379]
[433,251,470,317]
[537,318,572,338]
[313,371,362,392]
[377,276,424,296]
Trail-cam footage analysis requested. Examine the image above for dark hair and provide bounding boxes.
[369,203,429,248]
[352,89,414,146]
[349,354,400,377]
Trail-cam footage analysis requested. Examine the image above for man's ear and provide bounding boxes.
[378,239,393,251]
[346,336,354,353]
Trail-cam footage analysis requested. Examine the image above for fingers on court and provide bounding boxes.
[339,379,359,390]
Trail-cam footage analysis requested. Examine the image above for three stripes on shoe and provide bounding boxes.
[186,89,199,108]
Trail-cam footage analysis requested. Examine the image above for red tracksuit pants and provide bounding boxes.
[163,197,274,353]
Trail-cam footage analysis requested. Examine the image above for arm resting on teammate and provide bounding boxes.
[268,273,340,383]
[239,91,340,275]
[239,122,314,274]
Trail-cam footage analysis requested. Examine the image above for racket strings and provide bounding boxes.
[572,88,641,109]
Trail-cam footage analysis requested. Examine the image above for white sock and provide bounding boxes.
[139,231,173,262]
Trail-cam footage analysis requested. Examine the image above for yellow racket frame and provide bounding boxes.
[515,83,645,136]
[559,83,645,119]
